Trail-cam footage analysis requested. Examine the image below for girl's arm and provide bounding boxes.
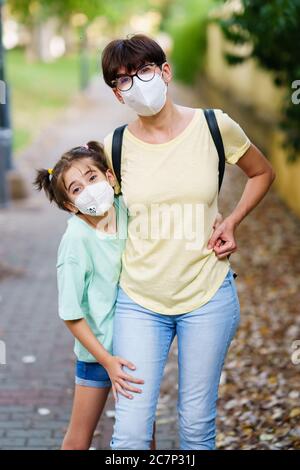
[65,318,144,401]
[57,251,143,401]
[65,318,111,365]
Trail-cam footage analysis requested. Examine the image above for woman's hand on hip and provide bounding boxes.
[105,355,144,402]
[207,216,237,259]
[213,212,223,230]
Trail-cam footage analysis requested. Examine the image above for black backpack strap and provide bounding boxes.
[112,113,226,192]
[203,109,225,193]
[111,124,127,191]
[204,109,235,265]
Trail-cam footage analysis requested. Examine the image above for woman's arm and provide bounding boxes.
[65,318,144,401]
[207,143,276,259]
[227,143,276,227]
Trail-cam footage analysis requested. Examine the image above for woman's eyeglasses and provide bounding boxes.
[111,62,164,92]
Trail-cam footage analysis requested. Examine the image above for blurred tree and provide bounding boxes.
[148,0,174,28]
[160,0,220,84]
[219,0,300,162]
[10,0,106,23]
[9,0,147,26]
[9,0,146,60]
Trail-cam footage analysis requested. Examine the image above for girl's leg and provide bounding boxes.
[110,287,175,450]
[62,384,110,450]
[176,268,241,450]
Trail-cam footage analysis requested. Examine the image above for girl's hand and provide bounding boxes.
[105,355,144,402]
[207,216,237,259]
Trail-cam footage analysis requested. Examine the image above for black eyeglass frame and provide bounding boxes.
[111,62,165,92]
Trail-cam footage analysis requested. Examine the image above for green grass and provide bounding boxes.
[6,49,90,153]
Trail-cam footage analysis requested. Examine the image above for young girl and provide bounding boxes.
[34,142,155,450]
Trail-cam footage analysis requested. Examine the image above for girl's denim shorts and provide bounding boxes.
[75,360,111,389]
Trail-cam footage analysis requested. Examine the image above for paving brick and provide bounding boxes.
[0,414,10,421]
[27,438,61,448]
[0,446,30,450]
[32,421,68,430]
[0,438,26,448]
[6,429,52,438]
[0,422,31,429]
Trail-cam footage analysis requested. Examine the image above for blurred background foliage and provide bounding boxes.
[219,0,300,161]
[7,0,144,150]
[162,0,220,84]
[5,0,222,151]
[7,49,79,150]
[2,0,300,166]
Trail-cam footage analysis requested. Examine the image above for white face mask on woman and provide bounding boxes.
[74,180,114,216]
[121,69,167,117]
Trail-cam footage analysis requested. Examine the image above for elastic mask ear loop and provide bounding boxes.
[68,200,80,214]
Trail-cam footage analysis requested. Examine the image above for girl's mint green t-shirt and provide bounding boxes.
[56,196,128,362]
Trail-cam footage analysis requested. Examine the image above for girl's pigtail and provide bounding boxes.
[33,168,55,202]
[86,141,104,155]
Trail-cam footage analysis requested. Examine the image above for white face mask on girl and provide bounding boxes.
[121,69,167,117]
[74,180,114,216]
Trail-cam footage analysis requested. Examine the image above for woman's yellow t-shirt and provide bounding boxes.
[104,108,251,315]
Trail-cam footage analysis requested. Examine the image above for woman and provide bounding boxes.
[101,34,275,450]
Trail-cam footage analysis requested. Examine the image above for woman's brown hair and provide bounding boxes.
[33,141,110,212]
[101,34,167,88]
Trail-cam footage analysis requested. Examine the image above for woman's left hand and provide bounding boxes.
[207,217,237,259]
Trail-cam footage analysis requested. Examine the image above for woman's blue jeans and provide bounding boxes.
[110,267,240,450]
